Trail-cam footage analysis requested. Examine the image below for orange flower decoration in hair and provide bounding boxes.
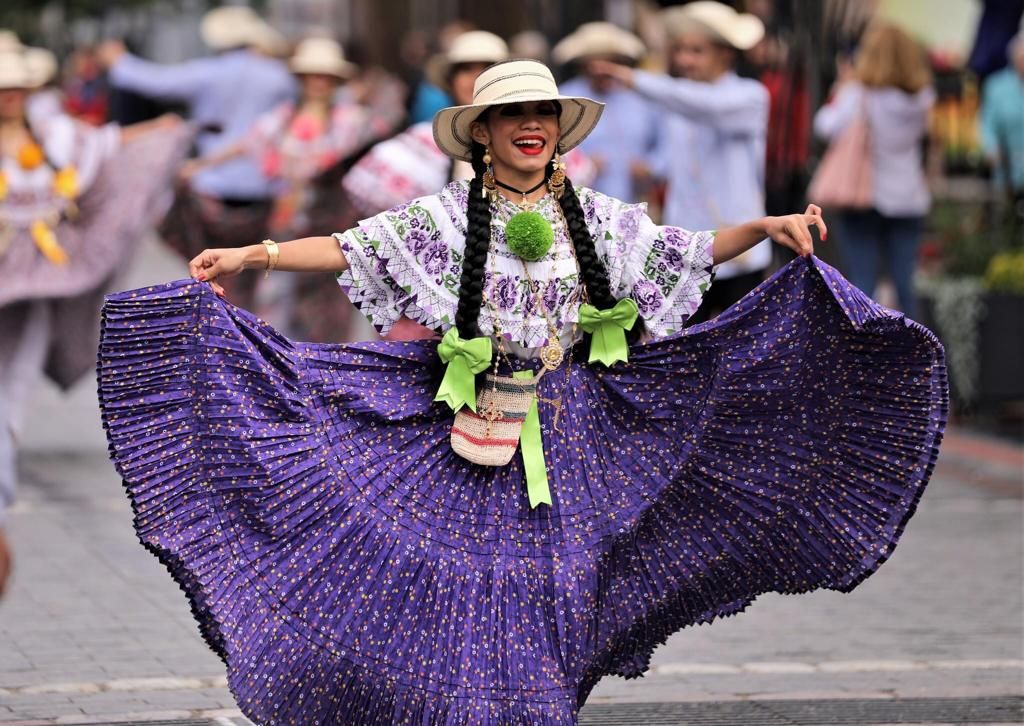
[17,142,45,171]
[0,171,8,201]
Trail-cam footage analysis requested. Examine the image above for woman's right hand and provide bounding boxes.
[189,247,255,297]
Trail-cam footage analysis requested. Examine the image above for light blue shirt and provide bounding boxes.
[109,49,296,199]
[980,68,1024,192]
[559,77,658,202]
[634,70,771,278]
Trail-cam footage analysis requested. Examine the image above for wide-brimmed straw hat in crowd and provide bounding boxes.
[552,22,646,65]
[433,59,604,162]
[662,1,765,50]
[289,37,355,79]
[201,6,280,52]
[0,33,57,90]
[426,30,509,90]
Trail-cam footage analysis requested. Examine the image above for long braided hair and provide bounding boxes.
[454,107,628,345]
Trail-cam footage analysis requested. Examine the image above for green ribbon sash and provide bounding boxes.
[578,298,639,367]
[434,329,492,412]
[514,370,551,508]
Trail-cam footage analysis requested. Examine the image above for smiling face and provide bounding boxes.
[470,100,560,183]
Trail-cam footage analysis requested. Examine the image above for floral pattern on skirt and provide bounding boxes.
[97,256,947,725]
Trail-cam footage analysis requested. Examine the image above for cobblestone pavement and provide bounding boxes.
[1,239,1021,724]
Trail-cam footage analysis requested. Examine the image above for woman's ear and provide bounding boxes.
[470,120,490,147]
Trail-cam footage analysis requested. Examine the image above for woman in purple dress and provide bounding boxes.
[98,60,947,725]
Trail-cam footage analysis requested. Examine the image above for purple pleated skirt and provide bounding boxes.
[97,256,947,726]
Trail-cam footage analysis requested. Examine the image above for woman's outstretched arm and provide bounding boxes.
[712,204,827,264]
[189,236,348,296]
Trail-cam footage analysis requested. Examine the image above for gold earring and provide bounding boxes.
[547,151,566,200]
[482,146,497,201]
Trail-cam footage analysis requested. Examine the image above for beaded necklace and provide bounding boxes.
[482,203,582,432]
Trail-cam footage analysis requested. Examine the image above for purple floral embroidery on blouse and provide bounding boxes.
[406,228,430,254]
[361,243,388,276]
[522,282,537,315]
[543,279,559,311]
[337,182,715,347]
[632,279,664,315]
[422,241,449,275]
[493,276,518,311]
[662,227,690,248]
[616,209,642,240]
[664,246,685,271]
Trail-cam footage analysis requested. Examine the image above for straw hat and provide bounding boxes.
[433,59,604,162]
[426,30,509,90]
[662,1,765,51]
[200,6,274,51]
[290,37,354,79]
[0,30,22,53]
[249,21,289,58]
[552,22,646,65]
[25,47,57,85]
[0,44,57,90]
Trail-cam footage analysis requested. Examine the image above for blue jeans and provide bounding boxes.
[835,209,924,317]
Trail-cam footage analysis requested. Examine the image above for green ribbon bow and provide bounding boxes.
[578,298,639,367]
[434,329,492,413]
[513,370,551,508]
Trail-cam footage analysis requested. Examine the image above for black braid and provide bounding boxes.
[454,139,493,339]
[556,177,615,310]
[556,173,645,343]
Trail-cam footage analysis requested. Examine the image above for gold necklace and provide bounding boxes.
[482,209,584,433]
[518,260,566,372]
[491,193,573,371]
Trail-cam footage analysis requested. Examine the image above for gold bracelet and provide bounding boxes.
[261,239,279,278]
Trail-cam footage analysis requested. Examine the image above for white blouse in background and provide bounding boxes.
[813,81,936,218]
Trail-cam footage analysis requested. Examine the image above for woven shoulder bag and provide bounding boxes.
[451,372,540,466]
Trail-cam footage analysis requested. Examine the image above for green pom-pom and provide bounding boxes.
[505,211,554,261]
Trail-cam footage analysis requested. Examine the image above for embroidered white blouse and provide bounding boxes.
[335,180,714,357]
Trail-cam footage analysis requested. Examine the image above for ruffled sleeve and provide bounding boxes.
[334,183,467,335]
[586,188,715,338]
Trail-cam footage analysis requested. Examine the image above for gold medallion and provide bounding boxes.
[540,342,564,371]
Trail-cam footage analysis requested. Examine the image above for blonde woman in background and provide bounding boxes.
[814,23,935,316]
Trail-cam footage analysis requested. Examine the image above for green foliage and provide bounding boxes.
[505,211,554,261]
[984,251,1024,294]
[928,199,1015,278]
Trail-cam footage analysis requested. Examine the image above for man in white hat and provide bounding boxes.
[593,1,772,322]
[97,6,294,308]
[98,7,294,202]
[555,22,657,202]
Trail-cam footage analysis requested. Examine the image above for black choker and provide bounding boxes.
[495,178,547,197]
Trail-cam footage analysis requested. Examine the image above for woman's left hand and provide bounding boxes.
[763,204,827,257]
